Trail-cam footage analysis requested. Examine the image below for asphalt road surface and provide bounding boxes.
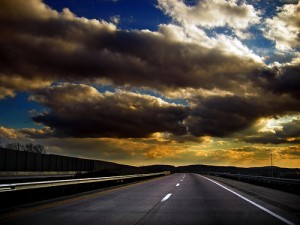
[0,173,298,225]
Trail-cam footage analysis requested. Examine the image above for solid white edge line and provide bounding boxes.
[161,193,172,202]
[198,175,295,225]
[176,183,180,187]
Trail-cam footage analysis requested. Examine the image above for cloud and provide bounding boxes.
[26,81,300,142]
[0,126,53,142]
[262,1,300,50]
[1,125,299,167]
[43,139,300,167]
[157,0,261,39]
[243,116,300,144]
[278,145,300,158]
[0,75,51,99]
[19,127,54,139]
[29,83,188,138]
[193,145,300,167]
[256,56,300,98]
[0,87,15,99]
[0,0,264,98]
[186,93,300,138]
[23,78,300,141]
[0,126,25,140]
[0,0,298,144]
[271,61,300,98]
[110,15,120,25]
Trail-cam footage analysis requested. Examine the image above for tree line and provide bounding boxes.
[0,142,46,154]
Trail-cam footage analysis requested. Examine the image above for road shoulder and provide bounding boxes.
[205,175,300,222]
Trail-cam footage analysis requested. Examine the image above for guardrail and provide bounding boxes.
[0,171,169,193]
[208,172,300,185]
[207,172,300,194]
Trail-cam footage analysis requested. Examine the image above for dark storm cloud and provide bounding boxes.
[28,83,300,140]
[30,83,188,138]
[268,64,300,98]
[0,0,264,98]
[187,96,260,137]
[253,61,300,99]
[186,94,300,137]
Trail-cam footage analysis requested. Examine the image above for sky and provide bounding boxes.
[0,0,300,168]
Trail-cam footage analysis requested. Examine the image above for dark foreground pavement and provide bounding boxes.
[0,173,299,225]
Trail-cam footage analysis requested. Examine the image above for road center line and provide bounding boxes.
[198,175,295,225]
[161,193,172,202]
[176,183,180,187]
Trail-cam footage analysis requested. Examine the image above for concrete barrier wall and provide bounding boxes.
[6,150,18,171]
[0,148,120,172]
[0,150,5,171]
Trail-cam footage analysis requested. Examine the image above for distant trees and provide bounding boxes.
[0,142,46,154]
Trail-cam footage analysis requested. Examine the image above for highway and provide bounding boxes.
[0,173,298,225]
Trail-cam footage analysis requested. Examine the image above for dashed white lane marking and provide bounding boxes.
[161,193,172,202]
[198,175,295,225]
[181,174,185,181]
[176,183,180,187]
